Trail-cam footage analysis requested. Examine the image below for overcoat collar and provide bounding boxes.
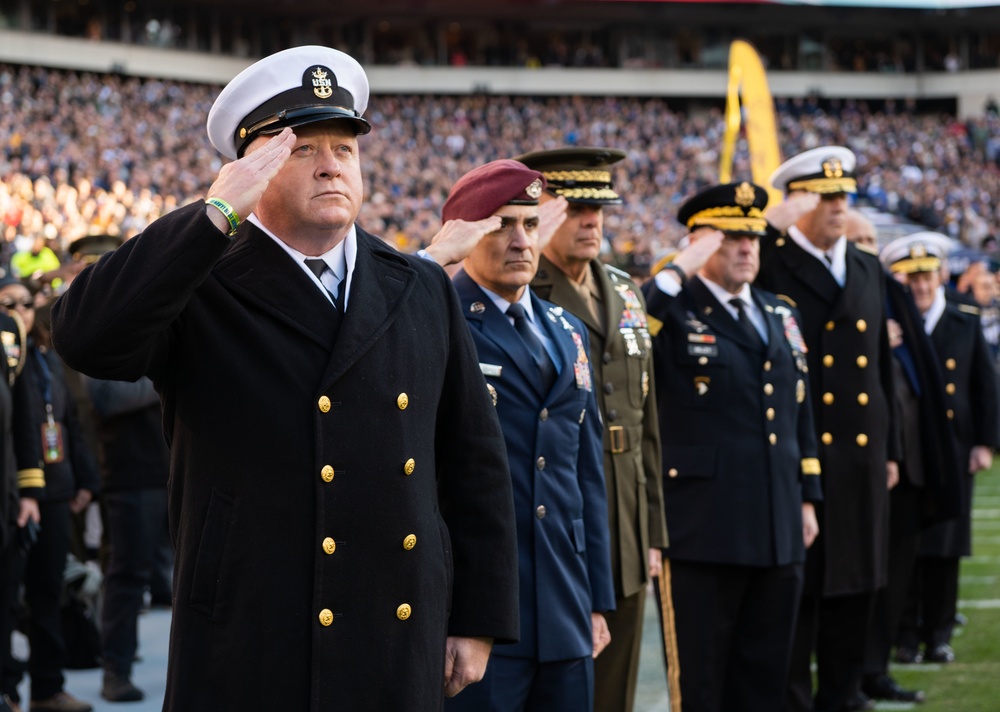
[214,223,416,386]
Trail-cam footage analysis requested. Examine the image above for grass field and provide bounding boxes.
[632,461,1000,712]
[887,461,1000,711]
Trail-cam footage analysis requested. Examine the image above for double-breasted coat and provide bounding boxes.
[643,276,822,567]
[532,257,667,599]
[453,270,615,664]
[756,232,899,596]
[922,298,1000,557]
[51,203,519,712]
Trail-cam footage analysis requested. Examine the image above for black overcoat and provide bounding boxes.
[756,231,899,596]
[643,276,822,567]
[51,203,519,712]
[922,300,1000,557]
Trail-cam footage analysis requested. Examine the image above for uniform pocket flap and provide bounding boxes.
[662,444,716,480]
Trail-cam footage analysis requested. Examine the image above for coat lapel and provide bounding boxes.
[532,292,582,403]
[686,277,763,353]
[830,244,871,322]
[455,270,549,399]
[320,229,416,386]
[780,238,842,307]
[215,225,340,350]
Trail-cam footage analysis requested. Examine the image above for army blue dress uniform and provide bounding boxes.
[643,183,822,712]
[51,47,519,712]
[759,148,900,712]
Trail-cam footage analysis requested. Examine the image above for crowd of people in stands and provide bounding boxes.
[3,63,1000,276]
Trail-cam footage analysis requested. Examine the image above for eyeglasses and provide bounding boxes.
[0,299,34,310]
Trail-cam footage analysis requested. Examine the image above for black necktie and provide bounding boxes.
[305,258,344,311]
[507,303,556,391]
[730,298,764,348]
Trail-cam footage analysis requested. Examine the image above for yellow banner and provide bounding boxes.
[721,40,783,206]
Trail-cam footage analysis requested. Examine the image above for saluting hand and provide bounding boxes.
[425,216,503,269]
[764,192,820,232]
[537,195,569,253]
[668,229,725,283]
[204,127,297,235]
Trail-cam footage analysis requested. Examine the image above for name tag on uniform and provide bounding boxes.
[688,344,718,357]
[479,363,503,378]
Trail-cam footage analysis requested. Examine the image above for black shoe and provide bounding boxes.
[894,645,924,664]
[845,690,876,711]
[101,671,144,703]
[862,673,926,703]
[925,643,956,663]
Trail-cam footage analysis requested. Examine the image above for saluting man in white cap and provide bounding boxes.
[882,233,1000,671]
[756,146,901,712]
[51,46,519,712]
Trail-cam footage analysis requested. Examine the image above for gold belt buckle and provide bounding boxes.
[609,425,625,454]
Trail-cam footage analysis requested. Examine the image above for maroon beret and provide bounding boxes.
[442,159,546,223]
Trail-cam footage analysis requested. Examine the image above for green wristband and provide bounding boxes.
[206,198,240,236]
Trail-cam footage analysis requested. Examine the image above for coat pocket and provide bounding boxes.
[188,488,235,618]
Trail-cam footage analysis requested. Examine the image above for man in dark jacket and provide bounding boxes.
[437,159,615,712]
[83,375,171,702]
[643,182,822,712]
[758,147,900,712]
[51,46,518,712]
[884,233,1000,665]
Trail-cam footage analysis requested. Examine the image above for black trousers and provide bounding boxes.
[656,559,803,712]
[786,590,875,712]
[897,556,960,650]
[100,488,171,674]
[2,499,71,701]
[0,534,18,699]
[863,481,923,676]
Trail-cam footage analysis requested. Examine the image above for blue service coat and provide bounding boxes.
[454,269,615,663]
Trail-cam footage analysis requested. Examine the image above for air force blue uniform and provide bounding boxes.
[448,269,615,712]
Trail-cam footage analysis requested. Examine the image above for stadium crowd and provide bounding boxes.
[4,63,1000,279]
[1,49,1000,712]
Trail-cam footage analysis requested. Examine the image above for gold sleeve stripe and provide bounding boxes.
[647,315,664,337]
[658,560,683,712]
[801,458,821,476]
[17,468,45,489]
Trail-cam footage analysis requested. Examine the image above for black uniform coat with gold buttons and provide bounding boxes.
[756,231,899,596]
[50,202,519,712]
[642,276,822,567]
[922,300,1000,557]
[531,256,667,599]
[453,270,615,664]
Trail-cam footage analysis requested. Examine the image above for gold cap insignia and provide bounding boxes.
[526,179,543,199]
[822,158,844,178]
[910,243,928,259]
[735,182,756,208]
[311,67,333,99]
